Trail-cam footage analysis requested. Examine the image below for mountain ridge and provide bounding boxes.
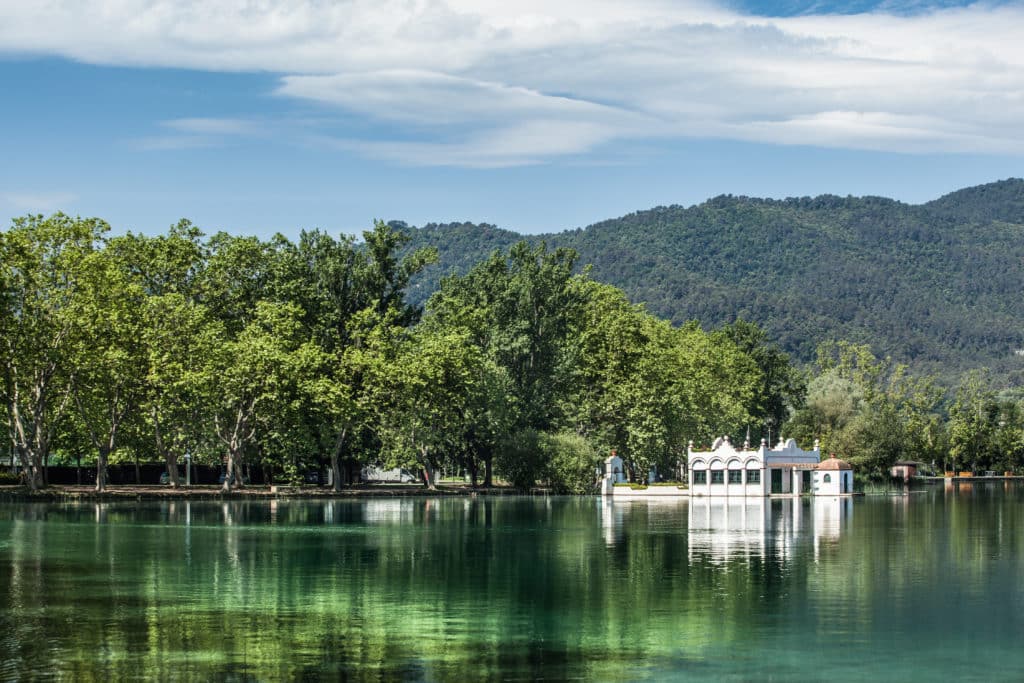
[399,178,1024,383]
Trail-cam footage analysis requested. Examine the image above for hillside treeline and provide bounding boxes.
[2,214,1023,493]
[400,179,1024,384]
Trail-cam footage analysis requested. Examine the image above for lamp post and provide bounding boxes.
[184,452,192,487]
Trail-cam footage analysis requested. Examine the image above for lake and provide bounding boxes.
[1,483,1022,681]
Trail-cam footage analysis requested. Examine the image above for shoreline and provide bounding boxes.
[0,483,535,502]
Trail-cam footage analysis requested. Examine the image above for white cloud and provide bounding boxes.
[320,119,624,167]
[1,191,78,214]
[1,1,1022,165]
[133,117,264,150]
[164,117,262,135]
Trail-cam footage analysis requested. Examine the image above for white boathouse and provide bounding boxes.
[687,436,853,496]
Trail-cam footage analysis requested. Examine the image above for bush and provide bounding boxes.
[496,428,544,491]
[542,431,599,494]
[0,471,21,485]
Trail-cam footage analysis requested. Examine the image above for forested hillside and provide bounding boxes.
[401,179,1024,384]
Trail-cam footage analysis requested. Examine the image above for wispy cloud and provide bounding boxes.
[164,117,262,135]
[1,191,78,213]
[133,117,264,151]
[1,1,1022,166]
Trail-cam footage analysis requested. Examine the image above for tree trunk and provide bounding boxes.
[166,454,180,487]
[484,452,493,488]
[155,414,181,488]
[330,428,347,493]
[95,446,109,492]
[19,445,44,491]
[422,452,437,491]
[222,446,244,492]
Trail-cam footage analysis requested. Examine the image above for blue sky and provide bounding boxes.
[0,0,1021,237]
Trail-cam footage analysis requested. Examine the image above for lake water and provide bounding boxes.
[1,483,1022,681]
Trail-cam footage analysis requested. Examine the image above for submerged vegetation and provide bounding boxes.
[2,213,1023,493]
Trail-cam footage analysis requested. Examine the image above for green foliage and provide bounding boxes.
[786,342,946,479]
[9,189,1024,491]
[541,430,599,494]
[0,213,107,490]
[496,429,544,491]
[402,179,1024,384]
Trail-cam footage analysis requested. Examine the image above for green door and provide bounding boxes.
[771,469,782,494]
[802,470,812,494]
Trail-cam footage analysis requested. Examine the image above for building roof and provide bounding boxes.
[817,456,852,470]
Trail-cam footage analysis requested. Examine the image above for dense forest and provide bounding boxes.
[3,200,1024,494]
[400,179,1024,384]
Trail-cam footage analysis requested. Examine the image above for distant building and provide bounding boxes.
[890,461,919,480]
[687,436,853,496]
[599,453,628,495]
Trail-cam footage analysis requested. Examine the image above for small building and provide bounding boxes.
[599,453,627,495]
[687,436,854,497]
[604,453,626,483]
[890,461,919,480]
[816,456,854,495]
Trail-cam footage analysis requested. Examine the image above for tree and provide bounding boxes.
[67,242,148,491]
[948,371,997,473]
[717,319,806,438]
[103,225,209,487]
[206,301,314,492]
[0,214,105,490]
[142,293,219,487]
[787,341,945,478]
[371,327,498,490]
[271,223,437,490]
[425,241,579,485]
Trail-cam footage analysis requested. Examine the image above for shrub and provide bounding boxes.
[0,471,21,485]
[541,431,599,495]
[496,428,544,491]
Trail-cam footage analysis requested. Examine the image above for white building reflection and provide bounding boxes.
[600,498,625,547]
[686,496,853,563]
[363,498,417,524]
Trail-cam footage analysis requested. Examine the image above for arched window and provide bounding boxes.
[823,473,831,483]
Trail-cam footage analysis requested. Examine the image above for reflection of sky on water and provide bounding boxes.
[600,496,853,563]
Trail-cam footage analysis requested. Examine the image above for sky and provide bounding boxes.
[0,0,1021,237]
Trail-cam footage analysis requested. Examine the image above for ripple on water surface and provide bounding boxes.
[0,488,1023,680]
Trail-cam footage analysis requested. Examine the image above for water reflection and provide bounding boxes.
[687,496,852,563]
[600,496,853,563]
[1,489,1023,681]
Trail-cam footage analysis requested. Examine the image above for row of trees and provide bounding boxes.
[787,342,1024,477]
[1,214,802,493]
[4,214,1022,492]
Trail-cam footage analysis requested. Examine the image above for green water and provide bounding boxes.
[1,484,1022,681]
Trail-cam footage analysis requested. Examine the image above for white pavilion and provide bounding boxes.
[687,436,853,497]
